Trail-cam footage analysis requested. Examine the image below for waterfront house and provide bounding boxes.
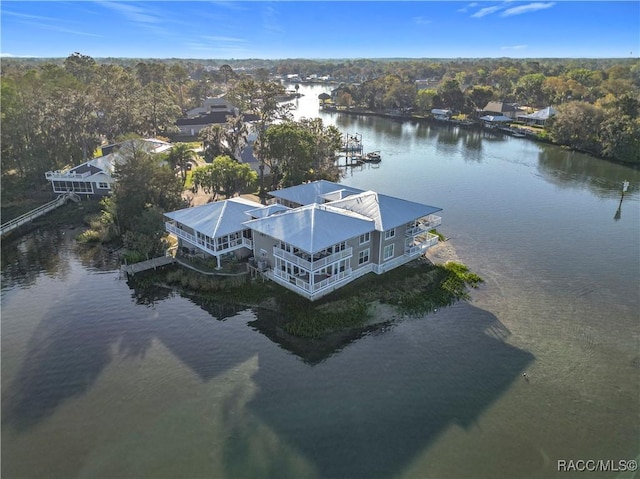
[481,101,522,119]
[165,197,263,267]
[164,181,442,300]
[44,138,172,198]
[431,109,453,121]
[517,106,556,127]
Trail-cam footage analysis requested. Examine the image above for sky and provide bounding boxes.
[1,1,639,59]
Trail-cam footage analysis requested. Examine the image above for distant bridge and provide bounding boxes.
[0,192,80,238]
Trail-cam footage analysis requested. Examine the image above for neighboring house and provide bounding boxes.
[478,115,512,127]
[44,139,172,198]
[517,106,557,127]
[177,97,258,137]
[431,109,453,121]
[481,101,522,119]
[164,180,442,300]
[185,97,238,119]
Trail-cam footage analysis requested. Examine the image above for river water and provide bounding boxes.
[2,84,638,478]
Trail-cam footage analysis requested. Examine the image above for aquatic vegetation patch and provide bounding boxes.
[133,259,483,338]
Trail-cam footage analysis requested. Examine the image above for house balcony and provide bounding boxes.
[270,267,354,300]
[404,232,439,256]
[406,215,442,236]
[45,170,91,180]
[165,222,252,255]
[273,246,353,272]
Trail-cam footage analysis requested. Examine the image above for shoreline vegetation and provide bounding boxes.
[129,244,483,339]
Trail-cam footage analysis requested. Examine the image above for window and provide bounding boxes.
[383,244,395,261]
[358,248,370,265]
[98,182,109,189]
[359,232,370,244]
[384,228,396,240]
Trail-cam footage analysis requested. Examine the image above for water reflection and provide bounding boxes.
[248,302,534,479]
[1,229,70,290]
[537,145,640,198]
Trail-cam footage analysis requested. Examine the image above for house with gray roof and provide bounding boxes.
[44,139,172,198]
[164,180,442,300]
[517,106,556,127]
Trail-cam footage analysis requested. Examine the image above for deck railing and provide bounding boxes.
[273,246,352,271]
[45,170,91,180]
[166,222,253,254]
[406,215,442,236]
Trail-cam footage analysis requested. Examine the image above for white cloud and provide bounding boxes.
[457,2,479,13]
[501,2,555,17]
[471,5,503,18]
[201,36,248,44]
[412,16,432,25]
[262,5,284,35]
[100,2,160,24]
[501,45,528,50]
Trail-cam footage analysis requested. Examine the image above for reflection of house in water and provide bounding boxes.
[246,302,534,479]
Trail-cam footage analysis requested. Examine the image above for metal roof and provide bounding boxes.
[327,191,442,231]
[244,203,375,253]
[165,197,263,238]
[268,180,364,206]
[245,203,290,219]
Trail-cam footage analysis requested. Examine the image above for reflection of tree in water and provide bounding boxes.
[74,243,120,272]
[435,125,461,147]
[1,229,70,289]
[537,145,640,198]
[462,130,484,161]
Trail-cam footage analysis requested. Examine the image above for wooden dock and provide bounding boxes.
[0,192,80,238]
[120,256,176,275]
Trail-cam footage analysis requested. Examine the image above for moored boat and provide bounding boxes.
[364,151,381,162]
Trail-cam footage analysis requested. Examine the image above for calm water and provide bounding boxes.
[2,85,638,478]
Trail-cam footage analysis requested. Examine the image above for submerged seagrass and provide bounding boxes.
[131,258,483,338]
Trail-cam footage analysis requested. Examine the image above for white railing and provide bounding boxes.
[166,222,253,253]
[166,222,197,244]
[406,215,442,236]
[273,246,353,271]
[405,232,439,256]
[271,267,356,299]
[45,170,91,180]
[1,194,70,237]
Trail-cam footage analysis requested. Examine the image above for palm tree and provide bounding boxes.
[199,124,227,162]
[167,143,197,184]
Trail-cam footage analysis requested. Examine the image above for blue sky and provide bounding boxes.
[1,1,638,59]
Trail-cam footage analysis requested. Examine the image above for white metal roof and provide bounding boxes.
[479,115,512,123]
[327,191,442,231]
[245,203,290,219]
[519,106,556,120]
[244,203,375,253]
[165,197,263,238]
[269,180,364,206]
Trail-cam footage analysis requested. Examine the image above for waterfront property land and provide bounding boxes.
[129,244,482,339]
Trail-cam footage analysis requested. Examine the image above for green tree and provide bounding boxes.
[255,122,318,189]
[192,155,257,200]
[547,101,606,156]
[224,114,249,160]
[111,138,183,237]
[436,80,465,111]
[167,143,197,184]
[514,73,547,106]
[199,124,228,162]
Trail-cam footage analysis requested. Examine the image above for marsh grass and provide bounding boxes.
[132,259,483,338]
